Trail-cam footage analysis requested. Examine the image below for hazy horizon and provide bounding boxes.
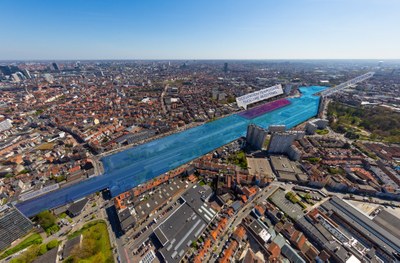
[1,59,399,63]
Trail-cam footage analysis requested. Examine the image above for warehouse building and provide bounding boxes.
[0,205,33,251]
[297,197,400,262]
[153,183,216,263]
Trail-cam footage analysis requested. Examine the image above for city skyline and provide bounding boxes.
[1,0,400,60]
[1,58,400,262]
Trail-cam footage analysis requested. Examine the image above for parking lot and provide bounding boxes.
[269,189,304,220]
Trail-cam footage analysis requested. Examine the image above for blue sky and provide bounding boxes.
[1,0,399,59]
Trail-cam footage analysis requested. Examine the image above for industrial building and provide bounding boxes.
[297,197,400,263]
[66,198,88,217]
[153,183,215,263]
[114,178,188,234]
[270,156,308,184]
[0,204,33,251]
[372,209,400,240]
[322,197,400,261]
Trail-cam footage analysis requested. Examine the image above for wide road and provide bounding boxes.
[16,86,326,217]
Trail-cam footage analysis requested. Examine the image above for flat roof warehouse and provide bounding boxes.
[322,197,400,255]
[154,183,215,263]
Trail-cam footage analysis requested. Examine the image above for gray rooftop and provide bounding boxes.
[296,216,349,262]
[248,219,268,235]
[322,197,400,256]
[154,183,215,263]
[270,156,296,173]
[67,198,88,216]
[33,247,58,263]
[63,235,81,259]
[0,205,33,251]
[270,156,306,181]
[372,209,400,240]
[281,243,306,263]
[156,203,207,263]
[181,183,215,222]
[135,178,186,220]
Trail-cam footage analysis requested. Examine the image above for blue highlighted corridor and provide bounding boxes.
[16,86,326,217]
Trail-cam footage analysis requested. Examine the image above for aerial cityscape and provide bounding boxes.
[1,1,400,263]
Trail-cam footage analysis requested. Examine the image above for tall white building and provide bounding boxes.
[246,124,268,150]
[267,131,304,155]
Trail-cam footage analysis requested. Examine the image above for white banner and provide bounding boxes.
[236,84,283,109]
[19,183,60,201]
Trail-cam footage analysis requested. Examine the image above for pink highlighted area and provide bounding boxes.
[238,98,291,119]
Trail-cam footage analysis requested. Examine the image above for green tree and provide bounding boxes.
[36,210,57,230]
[17,245,40,263]
[46,240,59,250]
[71,238,97,260]
[307,157,321,164]
[39,244,48,255]
[10,259,25,263]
